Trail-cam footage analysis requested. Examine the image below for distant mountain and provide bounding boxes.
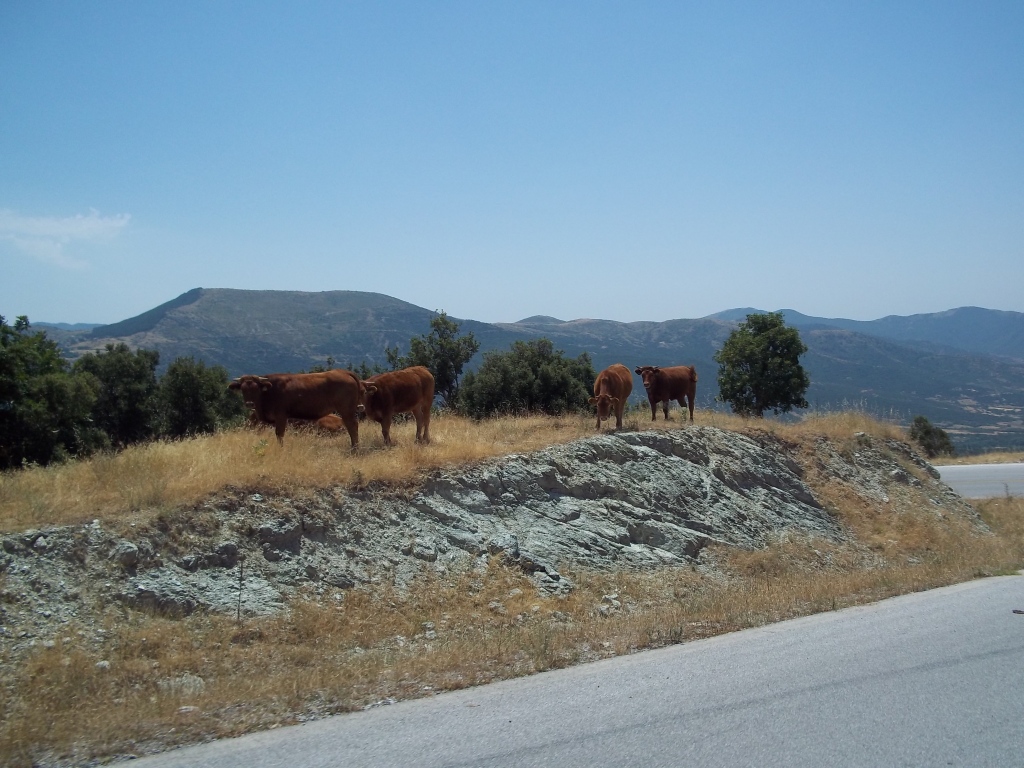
[706,307,1024,362]
[34,322,102,331]
[50,289,1024,453]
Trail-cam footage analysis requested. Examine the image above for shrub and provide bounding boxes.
[157,357,245,437]
[909,415,955,458]
[459,338,595,418]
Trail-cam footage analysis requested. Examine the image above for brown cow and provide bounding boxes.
[286,414,348,435]
[589,363,633,430]
[362,366,434,445]
[634,365,698,422]
[228,369,364,447]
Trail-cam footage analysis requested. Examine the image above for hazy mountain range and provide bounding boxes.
[36,288,1024,453]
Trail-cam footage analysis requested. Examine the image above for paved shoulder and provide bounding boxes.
[133,575,1024,768]
[937,462,1024,498]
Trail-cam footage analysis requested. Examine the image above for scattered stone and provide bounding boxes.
[111,541,140,569]
[258,519,301,553]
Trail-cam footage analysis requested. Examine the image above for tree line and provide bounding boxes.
[0,315,242,469]
[1,307,949,470]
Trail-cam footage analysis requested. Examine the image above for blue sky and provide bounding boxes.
[2,1,1022,325]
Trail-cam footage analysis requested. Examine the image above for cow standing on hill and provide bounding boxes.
[362,366,434,445]
[590,363,633,431]
[228,369,364,448]
[634,365,698,422]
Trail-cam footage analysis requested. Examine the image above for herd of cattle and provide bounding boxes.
[228,362,698,449]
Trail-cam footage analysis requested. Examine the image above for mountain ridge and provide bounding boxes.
[39,288,1024,452]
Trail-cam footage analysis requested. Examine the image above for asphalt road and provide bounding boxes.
[132,574,1024,768]
[937,462,1024,498]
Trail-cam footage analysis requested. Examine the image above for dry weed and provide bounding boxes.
[933,451,1024,466]
[0,409,906,533]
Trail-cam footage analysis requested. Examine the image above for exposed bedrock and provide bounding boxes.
[1,427,972,653]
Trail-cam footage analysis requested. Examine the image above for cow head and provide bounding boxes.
[589,393,619,421]
[228,375,274,416]
[359,380,379,418]
[634,366,660,390]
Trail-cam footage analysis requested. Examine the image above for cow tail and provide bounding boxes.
[691,366,698,382]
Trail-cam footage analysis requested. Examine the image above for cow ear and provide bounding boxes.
[588,396,598,404]
[364,384,378,395]
[634,367,643,375]
[652,367,660,373]
[259,381,273,392]
[228,380,241,390]
[610,397,619,405]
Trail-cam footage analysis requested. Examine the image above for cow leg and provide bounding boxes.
[687,395,695,422]
[662,401,670,420]
[615,401,624,429]
[341,413,359,449]
[649,397,657,421]
[414,408,421,442]
[379,412,394,446]
[274,416,288,445]
[418,404,431,444]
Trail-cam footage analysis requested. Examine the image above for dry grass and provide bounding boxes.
[0,407,903,533]
[932,451,1024,466]
[0,413,596,531]
[3,494,1022,767]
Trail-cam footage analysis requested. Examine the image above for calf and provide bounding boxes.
[634,365,698,422]
[228,369,364,447]
[362,366,434,445]
[590,363,633,430]
[285,414,348,435]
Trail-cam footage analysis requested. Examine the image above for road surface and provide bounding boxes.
[132,574,1024,768]
[937,462,1024,498]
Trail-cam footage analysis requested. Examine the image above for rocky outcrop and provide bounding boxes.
[0,427,972,660]
[402,429,839,590]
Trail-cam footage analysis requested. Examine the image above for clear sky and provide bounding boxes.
[2,1,1022,325]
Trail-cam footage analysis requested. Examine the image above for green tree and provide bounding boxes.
[0,315,106,468]
[908,415,955,458]
[156,356,244,438]
[347,360,387,380]
[73,343,160,446]
[459,338,595,418]
[386,311,480,408]
[714,311,810,418]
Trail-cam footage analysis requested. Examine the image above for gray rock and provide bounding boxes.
[487,534,520,559]
[120,570,199,616]
[446,530,485,555]
[213,541,239,567]
[323,570,355,589]
[111,541,140,568]
[411,538,438,562]
[258,518,301,552]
